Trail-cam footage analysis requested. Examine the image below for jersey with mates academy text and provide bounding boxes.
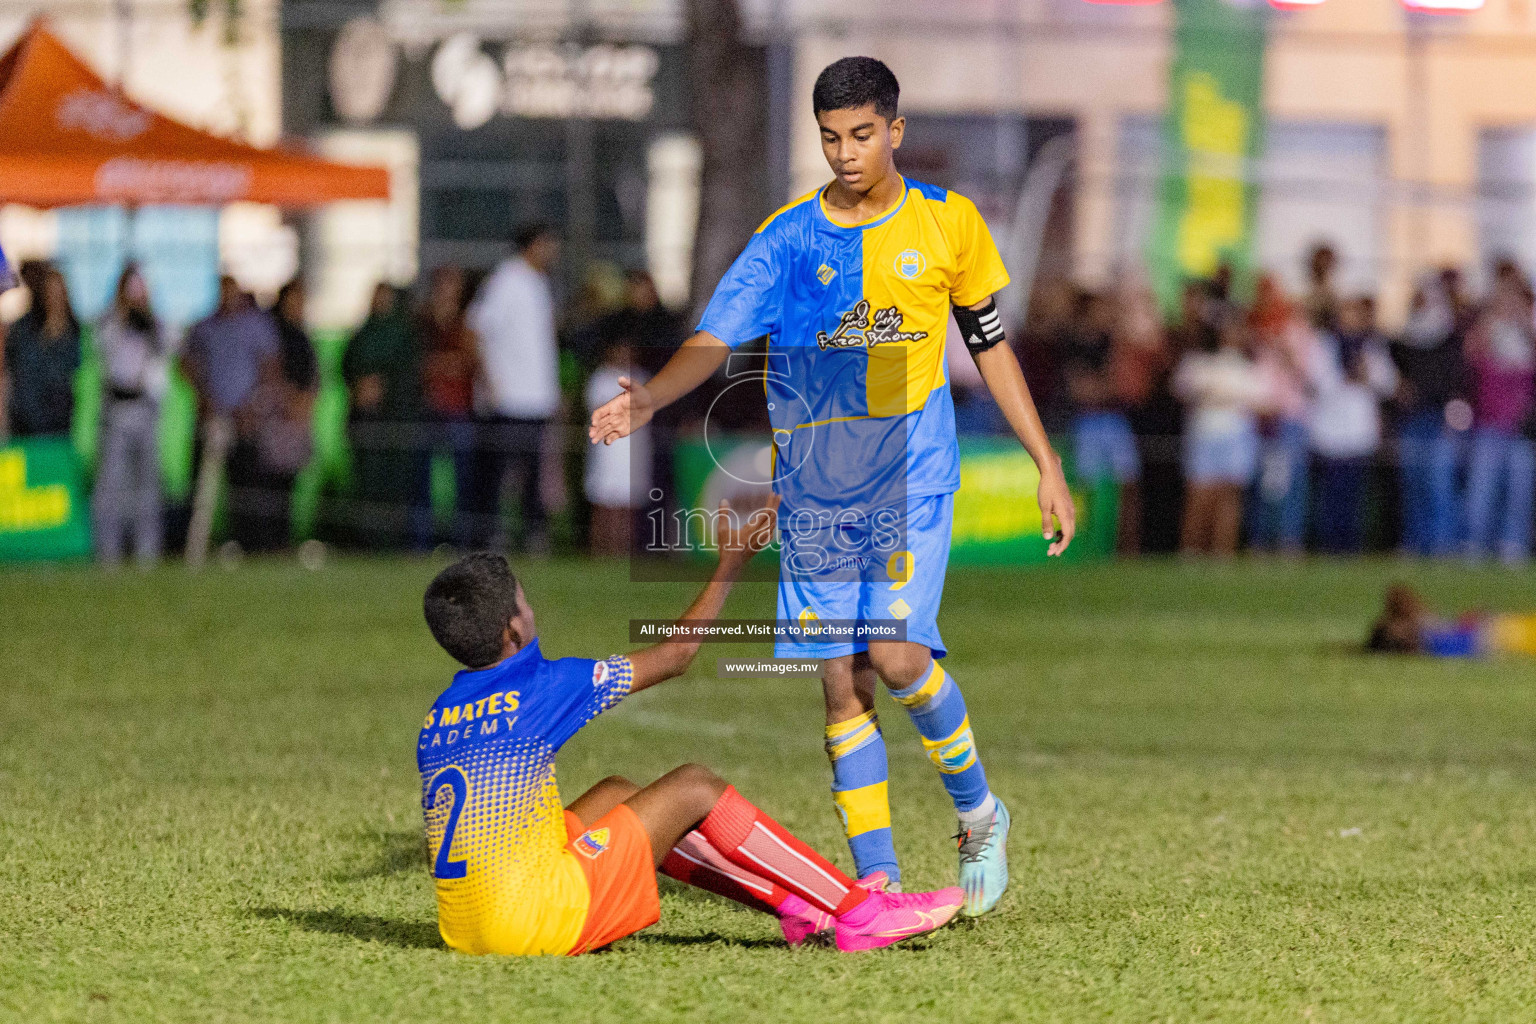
[417,639,632,955]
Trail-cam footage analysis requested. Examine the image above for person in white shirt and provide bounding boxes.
[1309,297,1398,554]
[1249,275,1322,555]
[584,339,652,556]
[1173,312,1276,557]
[94,265,171,568]
[465,223,562,553]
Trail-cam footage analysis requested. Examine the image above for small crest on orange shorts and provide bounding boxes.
[575,827,611,858]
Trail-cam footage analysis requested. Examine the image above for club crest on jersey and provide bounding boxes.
[894,249,926,279]
[817,263,837,286]
[815,299,928,351]
[575,827,611,858]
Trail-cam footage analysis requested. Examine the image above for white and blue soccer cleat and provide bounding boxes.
[955,797,1010,917]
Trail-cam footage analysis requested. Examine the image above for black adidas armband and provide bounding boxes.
[953,299,1006,357]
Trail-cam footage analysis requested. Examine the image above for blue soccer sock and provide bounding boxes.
[825,710,900,885]
[889,660,993,821]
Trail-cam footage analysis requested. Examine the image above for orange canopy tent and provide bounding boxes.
[0,21,389,207]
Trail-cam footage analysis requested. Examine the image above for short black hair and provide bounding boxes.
[514,221,556,252]
[423,554,521,668]
[812,57,899,122]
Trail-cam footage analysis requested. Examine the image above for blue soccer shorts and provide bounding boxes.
[774,492,953,660]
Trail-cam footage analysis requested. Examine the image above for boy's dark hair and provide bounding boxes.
[812,57,899,122]
[423,554,521,668]
[514,221,556,253]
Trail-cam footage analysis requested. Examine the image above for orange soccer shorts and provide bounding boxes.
[562,804,661,954]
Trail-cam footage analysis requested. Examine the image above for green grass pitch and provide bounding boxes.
[4,557,1536,1022]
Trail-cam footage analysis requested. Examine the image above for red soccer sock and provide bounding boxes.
[661,830,789,916]
[696,786,869,918]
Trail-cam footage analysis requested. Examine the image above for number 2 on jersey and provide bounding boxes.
[427,766,470,879]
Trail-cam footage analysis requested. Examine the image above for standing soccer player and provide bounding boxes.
[590,57,1074,917]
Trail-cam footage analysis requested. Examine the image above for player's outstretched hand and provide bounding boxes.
[717,495,780,569]
[588,376,655,446]
[1038,454,1076,557]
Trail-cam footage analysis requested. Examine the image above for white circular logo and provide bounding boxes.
[894,249,926,279]
[432,33,502,130]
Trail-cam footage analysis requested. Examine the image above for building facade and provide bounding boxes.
[788,0,1536,320]
[274,0,1536,327]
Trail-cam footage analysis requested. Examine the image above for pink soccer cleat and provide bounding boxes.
[833,885,964,952]
[777,894,834,947]
[779,871,892,946]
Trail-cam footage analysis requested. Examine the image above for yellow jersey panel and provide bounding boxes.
[861,186,972,417]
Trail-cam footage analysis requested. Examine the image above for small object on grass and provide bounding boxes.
[298,539,327,572]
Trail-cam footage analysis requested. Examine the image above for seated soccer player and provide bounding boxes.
[1366,583,1536,658]
[417,500,964,956]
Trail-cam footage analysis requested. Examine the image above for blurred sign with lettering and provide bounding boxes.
[431,34,658,129]
[949,438,1110,564]
[1149,0,1269,306]
[0,438,92,561]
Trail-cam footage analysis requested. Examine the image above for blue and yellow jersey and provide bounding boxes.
[416,639,632,955]
[698,178,1009,514]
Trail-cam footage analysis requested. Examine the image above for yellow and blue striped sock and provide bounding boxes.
[889,660,993,817]
[824,710,900,884]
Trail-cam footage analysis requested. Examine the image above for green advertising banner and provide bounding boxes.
[1151,0,1269,307]
[0,437,93,561]
[671,435,1115,565]
[948,437,1114,564]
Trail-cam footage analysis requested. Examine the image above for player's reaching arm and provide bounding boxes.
[591,205,784,447]
[955,297,1076,556]
[625,497,781,691]
[587,331,729,446]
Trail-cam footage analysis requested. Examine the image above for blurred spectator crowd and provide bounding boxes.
[0,223,688,566]
[992,244,1535,565]
[2,232,1534,567]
